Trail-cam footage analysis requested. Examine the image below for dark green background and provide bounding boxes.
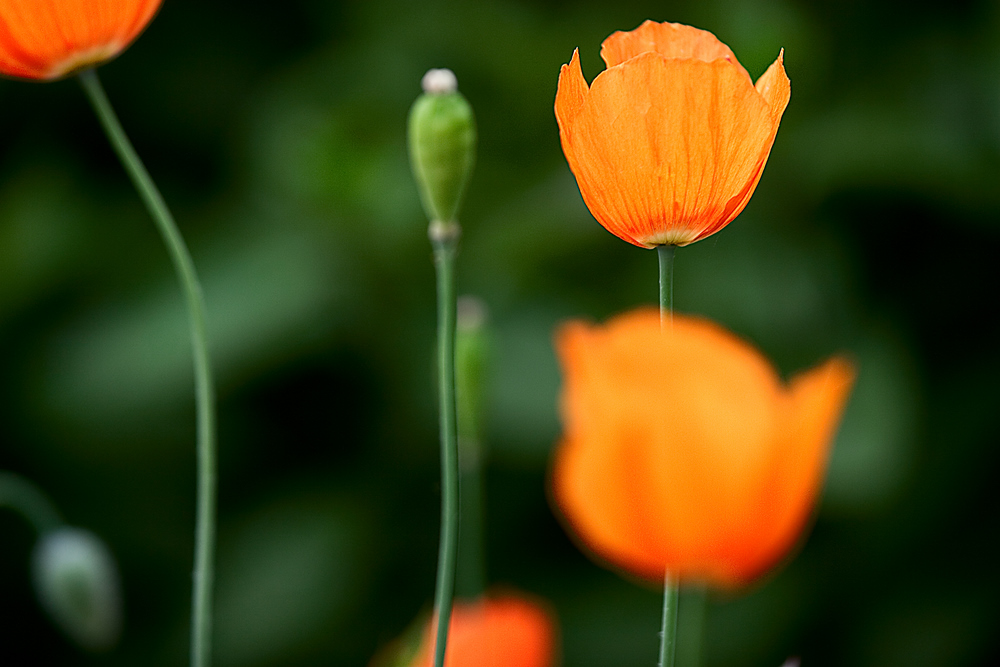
[0,0,997,665]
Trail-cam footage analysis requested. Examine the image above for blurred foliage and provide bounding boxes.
[0,0,998,665]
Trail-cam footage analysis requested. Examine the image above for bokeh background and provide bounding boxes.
[1,0,998,665]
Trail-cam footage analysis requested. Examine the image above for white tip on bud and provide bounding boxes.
[421,68,458,94]
[32,527,122,651]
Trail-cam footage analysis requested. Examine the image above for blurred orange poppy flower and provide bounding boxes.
[555,21,790,248]
[551,309,855,588]
[407,593,557,667]
[0,0,162,80]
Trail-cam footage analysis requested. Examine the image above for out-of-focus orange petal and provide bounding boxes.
[551,319,663,577]
[553,433,665,580]
[745,356,857,578]
[410,594,557,667]
[600,20,749,81]
[0,0,161,80]
[554,311,784,584]
[550,309,856,588]
[640,316,785,585]
[563,52,772,247]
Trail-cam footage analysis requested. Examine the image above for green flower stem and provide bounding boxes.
[79,69,217,667]
[679,587,708,667]
[658,244,675,327]
[430,222,461,667]
[656,243,678,666]
[456,439,486,597]
[455,296,489,599]
[658,572,680,667]
[0,472,63,534]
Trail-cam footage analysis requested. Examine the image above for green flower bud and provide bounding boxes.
[32,527,122,651]
[408,68,476,225]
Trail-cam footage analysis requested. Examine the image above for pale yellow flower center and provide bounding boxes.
[45,42,122,80]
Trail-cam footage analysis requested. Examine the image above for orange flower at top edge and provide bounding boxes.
[555,21,791,248]
[551,309,855,588]
[408,594,557,667]
[0,0,162,81]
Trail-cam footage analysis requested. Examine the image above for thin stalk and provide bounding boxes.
[0,472,63,534]
[430,226,460,667]
[455,296,488,598]
[658,572,680,667]
[656,244,678,666]
[79,69,217,667]
[678,587,708,667]
[657,244,675,327]
[455,438,486,597]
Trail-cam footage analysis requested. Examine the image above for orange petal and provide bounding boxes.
[554,48,588,130]
[564,52,773,247]
[550,310,856,589]
[552,434,666,580]
[413,594,557,667]
[755,49,791,126]
[634,315,784,584]
[743,356,857,580]
[691,53,790,237]
[692,52,789,241]
[600,20,750,82]
[0,0,161,80]
[553,312,787,584]
[551,319,665,578]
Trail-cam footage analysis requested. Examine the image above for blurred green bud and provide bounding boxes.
[408,68,476,225]
[456,295,490,451]
[32,527,122,651]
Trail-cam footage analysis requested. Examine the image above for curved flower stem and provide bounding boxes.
[658,245,675,328]
[0,472,63,534]
[79,69,217,667]
[430,222,461,667]
[658,571,680,667]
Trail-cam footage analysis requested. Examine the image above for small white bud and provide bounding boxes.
[32,527,122,651]
[457,295,488,333]
[421,68,458,94]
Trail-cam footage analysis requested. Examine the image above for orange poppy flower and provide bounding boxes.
[551,309,855,588]
[555,21,790,248]
[0,0,162,81]
[407,593,557,667]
